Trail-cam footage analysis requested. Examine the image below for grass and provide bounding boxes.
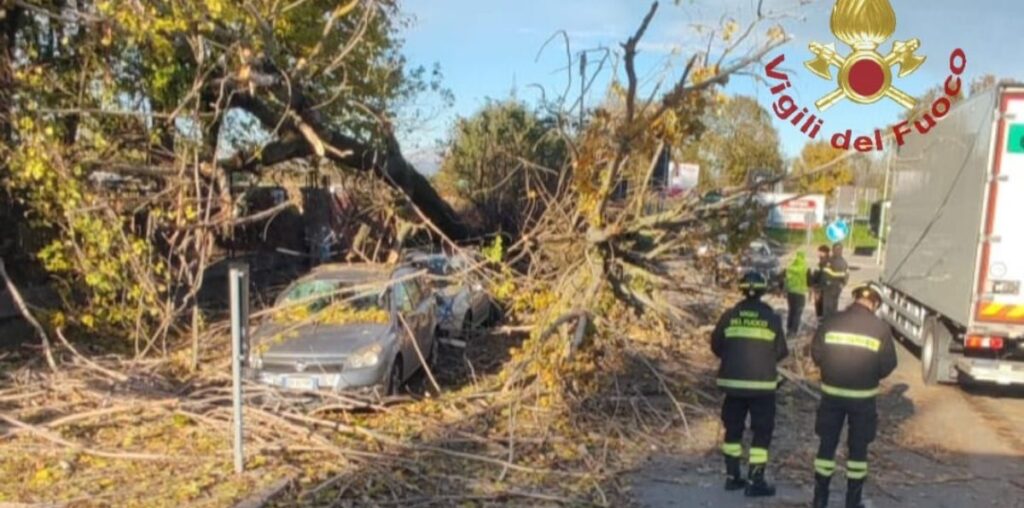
[765,223,878,250]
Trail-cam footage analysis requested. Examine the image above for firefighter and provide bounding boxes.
[810,285,898,508]
[812,244,831,319]
[820,243,849,319]
[711,271,788,497]
[783,251,811,337]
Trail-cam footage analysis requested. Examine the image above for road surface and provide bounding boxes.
[630,253,1024,507]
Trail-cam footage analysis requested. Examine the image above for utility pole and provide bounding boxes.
[876,149,894,266]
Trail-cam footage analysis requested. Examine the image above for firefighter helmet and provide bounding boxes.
[851,284,882,307]
[739,271,769,297]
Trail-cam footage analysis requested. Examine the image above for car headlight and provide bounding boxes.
[347,343,383,369]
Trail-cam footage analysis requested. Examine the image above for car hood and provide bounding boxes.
[255,322,391,360]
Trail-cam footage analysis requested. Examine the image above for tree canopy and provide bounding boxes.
[434,100,567,236]
[692,95,783,188]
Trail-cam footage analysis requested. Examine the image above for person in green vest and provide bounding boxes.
[783,251,812,337]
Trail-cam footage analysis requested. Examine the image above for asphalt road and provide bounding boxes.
[631,252,1024,508]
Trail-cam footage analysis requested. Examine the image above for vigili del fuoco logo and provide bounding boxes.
[764,0,967,152]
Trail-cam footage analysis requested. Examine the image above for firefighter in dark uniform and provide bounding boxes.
[811,285,897,508]
[820,243,850,319]
[711,271,788,497]
[812,244,831,319]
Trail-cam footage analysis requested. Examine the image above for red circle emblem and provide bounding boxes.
[847,59,885,97]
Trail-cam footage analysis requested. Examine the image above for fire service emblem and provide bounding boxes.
[804,0,926,111]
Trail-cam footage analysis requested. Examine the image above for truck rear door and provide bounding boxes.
[975,89,1024,325]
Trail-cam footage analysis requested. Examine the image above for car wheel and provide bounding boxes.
[386,357,404,396]
[486,300,502,326]
[462,311,475,341]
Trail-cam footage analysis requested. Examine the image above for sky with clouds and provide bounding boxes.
[398,0,1024,173]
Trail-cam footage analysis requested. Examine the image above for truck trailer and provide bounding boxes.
[874,84,1024,386]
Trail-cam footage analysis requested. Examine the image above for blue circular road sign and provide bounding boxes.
[826,219,850,243]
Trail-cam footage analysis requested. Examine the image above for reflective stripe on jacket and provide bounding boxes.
[711,297,788,396]
[822,255,849,289]
[812,304,897,398]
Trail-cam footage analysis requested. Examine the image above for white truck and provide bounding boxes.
[874,84,1024,386]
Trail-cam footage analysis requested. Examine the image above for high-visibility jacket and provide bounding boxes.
[711,297,788,396]
[785,255,810,295]
[811,304,897,398]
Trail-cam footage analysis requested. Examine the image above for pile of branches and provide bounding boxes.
[0,1,870,506]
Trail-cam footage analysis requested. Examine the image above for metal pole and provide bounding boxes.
[229,262,250,474]
[847,188,858,251]
[876,151,893,266]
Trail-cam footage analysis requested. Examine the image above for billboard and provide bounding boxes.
[759,193,826,229]
[667,162,700,196]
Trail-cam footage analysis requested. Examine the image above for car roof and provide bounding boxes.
[304,263,392,284]
[407,253,447,262]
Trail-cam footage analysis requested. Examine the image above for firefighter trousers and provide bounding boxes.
[813,395,877,480]
[786,292,806,336]
[721,394,776,465]
[821,287,841,320]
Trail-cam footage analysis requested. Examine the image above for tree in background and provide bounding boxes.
[792,141,854,196]
[434,100,567,236]
[695,95,784,188]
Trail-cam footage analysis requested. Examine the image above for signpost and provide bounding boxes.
[805,212,815,247]
[229,262,250,474]
[826,219,850,244]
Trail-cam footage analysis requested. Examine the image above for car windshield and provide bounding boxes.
[421,257,451,276]
[281,279,383,312]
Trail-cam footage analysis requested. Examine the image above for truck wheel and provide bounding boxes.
[922,317,956,385]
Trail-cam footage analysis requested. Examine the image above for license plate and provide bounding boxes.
[283,376,318,390]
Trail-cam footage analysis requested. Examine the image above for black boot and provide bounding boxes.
[723,456,748,491]
[744,464,776,497]
[812,473,832,508]
[845,478,865,508]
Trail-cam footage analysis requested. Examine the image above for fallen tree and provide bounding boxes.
[0,1,874,506]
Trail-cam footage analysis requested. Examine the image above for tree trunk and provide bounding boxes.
[224,93,471,242]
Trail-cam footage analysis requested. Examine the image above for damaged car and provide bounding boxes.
[248,263,438,395]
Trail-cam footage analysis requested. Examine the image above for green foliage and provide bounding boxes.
[7,119,168,334]
[2,0,446,349]
[435,100,567,235]
[695,95,784,188]
[482,235,504,264]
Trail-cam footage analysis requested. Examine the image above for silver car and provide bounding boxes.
[249,264,438,395]
[407,253,496,341]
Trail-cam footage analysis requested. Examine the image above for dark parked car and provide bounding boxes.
[249,263,437,395]
[738,240,781,287]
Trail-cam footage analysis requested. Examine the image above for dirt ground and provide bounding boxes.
[629,254,1024,508]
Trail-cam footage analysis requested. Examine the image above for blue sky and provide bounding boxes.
[398,0,1024,172]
